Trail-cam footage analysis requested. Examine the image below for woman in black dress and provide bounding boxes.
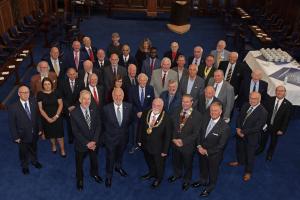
[135,38,152,74]
[37,78,66,157]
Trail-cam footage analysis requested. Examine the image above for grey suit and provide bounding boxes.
[173,67,188,84]
[178,76,205,106]
[208,79,234,120]
[141,57,160,79]
[210,49,230,68]
[150,69,178,97]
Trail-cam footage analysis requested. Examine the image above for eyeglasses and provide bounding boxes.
[19,91,30,94]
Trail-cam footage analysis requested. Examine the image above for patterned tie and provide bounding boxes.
[140,88,145,106]
[85,109,91,129]
[116,106,122,126]
[242,106,254,126]
[162,72,166,88]
[270,100,279,125]
[53,60,59,76]
[89,48,94,62]
[74,52,79,70]
[226,64,233,82]
[93,87,99,105]
[24,102,31,120]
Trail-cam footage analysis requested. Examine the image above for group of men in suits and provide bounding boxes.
[8,36,294,197]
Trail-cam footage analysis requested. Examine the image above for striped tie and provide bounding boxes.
[226,64,233,82]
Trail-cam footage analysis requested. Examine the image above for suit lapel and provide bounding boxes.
[18,101,32,121]
[78,107,90,130]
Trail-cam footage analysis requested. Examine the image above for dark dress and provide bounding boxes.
[37,90,64,139]
[135,49,149,74]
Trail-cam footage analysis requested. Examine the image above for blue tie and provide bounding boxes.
[141,88,145,106]
[24,102,31,120]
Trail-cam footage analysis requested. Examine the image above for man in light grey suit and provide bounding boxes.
[208,70,234,123]
[210,40,230,68]
[173,55,188,84]
[178,64,205,107]
[150,57,177,97]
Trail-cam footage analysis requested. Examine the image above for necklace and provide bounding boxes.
[146,109,165,135]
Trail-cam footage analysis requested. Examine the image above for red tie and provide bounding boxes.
[172,52,176,61]
[74,52,79,70]
[89,48,94,62]
[93,87,99,105]
[150,58,155,72]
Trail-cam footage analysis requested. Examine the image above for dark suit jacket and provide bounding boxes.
[197,65,216,86]
[123,75,138,92]
[160,91,181,115]
[172,109,202,153]
[138,109,172,155]
[118,54,136,69]
[102,102,133,146]
[236,103,268,145]
[238,78,268,108]
[219,61,244,95]
[86,85,105,112]
[129,85,155,120]
[60,78,83,113]
[178,76,205,106]
[187,56,205,68]
[266,97,293,133]
[197,95,222,116]
[78,68,102,87]
[30,72,58,96]
[43,57,66,81]
[102,65,127,93]
[64,50,88,71]
[70,106,101,152]
[163,50,183,68]
[81,46,97,61]
[197,116,231,156]
[141,57,160,79]
[8,98,42,143]
[93,59,110,70]
[173,67,188,83]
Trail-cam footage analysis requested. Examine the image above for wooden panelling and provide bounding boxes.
[0,0,14,35]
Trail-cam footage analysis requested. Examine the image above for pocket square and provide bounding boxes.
[147,95,151,98]
[212,133,219,136]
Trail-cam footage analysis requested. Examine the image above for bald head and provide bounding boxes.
[249,91,261,106]
[83,60,93,72]
[229,52,238,64]
[275,85,286,99]
[128,64,137,78]
[50,47,59,60]
[251,69,262,81]
[112,88,124,105]
[214,70,224,83]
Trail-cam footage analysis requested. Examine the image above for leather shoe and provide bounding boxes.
[182,182,190,191]
[243,173,251,181]
[192,180,206,188]
[32,162,42,169]
[105,178,112,188]
[91,175,103,183]
[140,173,154,180]
[266,154,272,161]
[168,175,181,183]
[77,180,83,191]
[22,168,29,175]
[200,189,210,197]
[228,161,240,167]
[115,168,128,177]
[151,180,161,188]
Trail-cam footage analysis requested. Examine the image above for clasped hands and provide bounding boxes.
[87,141,97,151]
[172,139,183,147]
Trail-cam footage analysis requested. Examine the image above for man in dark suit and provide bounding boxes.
[128,73,154,153]
[256,85,293,161]
[44,46,66,82]
[138,98,172,188]
[70,90,102,191]
[218,52,244,96]
[86,73,105,113]
[197,86,222,116]
[103,53,127,96]
[163,41,182,68]
[102,88,133,187]
[78,60,102,88]
[94,48,110,70]
[160,80,181,115]
[81,36,97,63]
[8,85,43,175]
[237,69,268,109]
[198,55,216,86]
[229,92,268,181]
[123,64,138,92]
[168,94,202,191]
[187,46,204,68]
[178,64,205,107]
[60,68,83,144]
[64,40,88,71]
[192,102,231,197]
[173,55,188,84]
[118,44,136,69]
[141,47,160,80]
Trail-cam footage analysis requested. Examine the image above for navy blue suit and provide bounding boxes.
[8,98,42,168]
[103,102,133,178]
[64,50,88,71]
[160,91,181,115]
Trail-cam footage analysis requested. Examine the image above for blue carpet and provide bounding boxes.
[0,15,300,200]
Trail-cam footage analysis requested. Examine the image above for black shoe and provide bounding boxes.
[182,182,190,191]
[52,150,57,154]
[200,189,210,197]
[192,181,202,188]
[140,173,154,180]
[151,180,161,188]
[77,180,83,191]
[22,168,29,175]
[60,153,67,158]
[168,175,181,183]
[32,162,42,169]
[266,154,272,161]
[91,175,103,183]
[105,178,112,188]
[115,168,128,177]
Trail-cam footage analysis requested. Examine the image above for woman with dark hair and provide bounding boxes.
[135,38,152,74]
[105,74,128,104]
[37,77,66,157]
